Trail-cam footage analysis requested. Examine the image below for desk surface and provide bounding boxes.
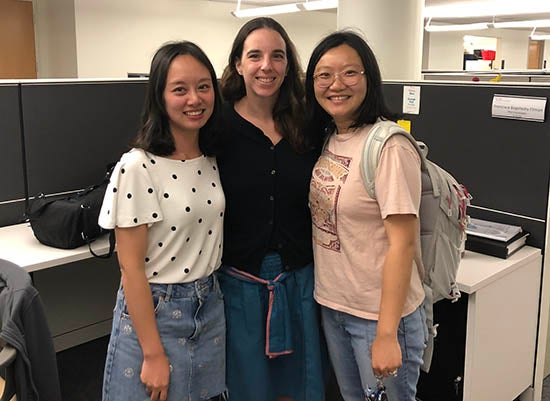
[457,246,541,293]
[0,223,112,272]
[0,223,542,288]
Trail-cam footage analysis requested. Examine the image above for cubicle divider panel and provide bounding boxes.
[21,80,147,197]
[383,82,550,249]
[0,83,26,227]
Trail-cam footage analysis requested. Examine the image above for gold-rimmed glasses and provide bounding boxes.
[313,69,365,88]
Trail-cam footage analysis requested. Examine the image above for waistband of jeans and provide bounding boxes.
[149,274,216,300]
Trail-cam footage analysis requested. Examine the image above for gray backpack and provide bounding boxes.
[360,120,471,371]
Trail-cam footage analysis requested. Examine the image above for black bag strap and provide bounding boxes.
[25,193,58,219]
[87,230,115,259]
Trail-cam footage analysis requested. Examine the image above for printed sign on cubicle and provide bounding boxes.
[403,86,421,115]
[492,94,546,122]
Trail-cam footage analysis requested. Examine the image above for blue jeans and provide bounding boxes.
[102,274,226,401]
[321,305,427,401]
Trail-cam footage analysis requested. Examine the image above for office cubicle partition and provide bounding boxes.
[21,80,147,197]
[383,82,550,249]
[0,83,26,227]
[6,80,549,246]
[382,81,550,401]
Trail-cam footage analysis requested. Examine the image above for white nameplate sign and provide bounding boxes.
[403,85,421,115]
[492,94,546,122]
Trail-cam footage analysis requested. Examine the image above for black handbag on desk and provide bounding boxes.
[26,169,115,258]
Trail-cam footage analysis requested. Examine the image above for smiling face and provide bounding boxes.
[163,54,215,138]
[313,44,367,132]
[235,28,288,101]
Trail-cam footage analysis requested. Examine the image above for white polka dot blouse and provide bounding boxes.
[98,148,225,284]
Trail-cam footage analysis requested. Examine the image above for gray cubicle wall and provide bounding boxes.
[21,80,147,197]
[19,80,147,351]
[382,81,550,249]
[0,83,26,227]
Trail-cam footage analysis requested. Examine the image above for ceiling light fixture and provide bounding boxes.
[232,3,300,18]
[425,22,490,32]
[425,0,550,19]
[231,0,337,18]
[493,19,550,28]
[299,0,338,11]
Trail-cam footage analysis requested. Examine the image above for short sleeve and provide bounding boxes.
[374,135,422,219]
[98,149,164,229]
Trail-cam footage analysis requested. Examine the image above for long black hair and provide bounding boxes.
[133,41,222,156]
[221,17,313,153]
[304,31,399,139]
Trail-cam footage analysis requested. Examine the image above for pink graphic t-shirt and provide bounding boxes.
[310,124,425,320]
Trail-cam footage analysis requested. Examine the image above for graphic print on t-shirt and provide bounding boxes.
[310,149,351,252]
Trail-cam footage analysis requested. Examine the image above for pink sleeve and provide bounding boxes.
[374,135,422,219]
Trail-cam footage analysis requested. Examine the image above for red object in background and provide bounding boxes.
[472,76,480,82]
[481,50,496,61]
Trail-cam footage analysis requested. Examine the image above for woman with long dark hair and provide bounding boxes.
[99,41,226,401]
[216,17,325,401]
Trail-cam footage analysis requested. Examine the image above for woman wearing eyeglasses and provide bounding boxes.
[305,31,427,401]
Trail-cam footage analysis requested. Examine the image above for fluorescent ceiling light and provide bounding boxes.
[425,23,490,32]
[232,3,300,18]
[425,0,550,19]
[531,34,550,40]
[493,19,550,28]
[299,0,338,11]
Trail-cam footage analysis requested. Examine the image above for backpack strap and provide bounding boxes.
[360,120,426,199]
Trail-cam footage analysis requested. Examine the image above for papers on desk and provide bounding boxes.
[466,218,522,242]
[466,218,528,259]
[466,231,529,259]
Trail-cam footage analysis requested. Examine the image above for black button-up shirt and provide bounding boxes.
[217,103,319,275]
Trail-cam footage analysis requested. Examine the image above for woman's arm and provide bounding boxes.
[115,225,170,401]
[371,213,417,378]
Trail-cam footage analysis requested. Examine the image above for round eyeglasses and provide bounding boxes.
[313,69,365,88]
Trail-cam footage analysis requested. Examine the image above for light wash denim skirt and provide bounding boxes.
[217,252,325,401]
[102,274,226,401]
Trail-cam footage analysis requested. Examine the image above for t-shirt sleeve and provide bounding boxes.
[98,150,164,229]
[374,135,421,219]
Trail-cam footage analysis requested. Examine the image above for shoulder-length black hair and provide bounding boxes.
[304,30,399,139]
[133,41,222,156]
[220,17,312,153]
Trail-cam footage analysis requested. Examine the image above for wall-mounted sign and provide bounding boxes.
[492,94,546,122]
[403,86,421,115]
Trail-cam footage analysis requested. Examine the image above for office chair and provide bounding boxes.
[0,259,61,401]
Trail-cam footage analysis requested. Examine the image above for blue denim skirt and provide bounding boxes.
[102,274,226,401]
[217,253,325,401]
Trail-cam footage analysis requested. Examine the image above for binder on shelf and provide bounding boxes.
[466,218,522,242]
[466,231,529,259]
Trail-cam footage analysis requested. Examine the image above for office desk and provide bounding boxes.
[0,223,119,351]
[0,223,113,271]
[456,246,542,401]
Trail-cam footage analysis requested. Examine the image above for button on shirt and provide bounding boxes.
[218,103,319,275]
